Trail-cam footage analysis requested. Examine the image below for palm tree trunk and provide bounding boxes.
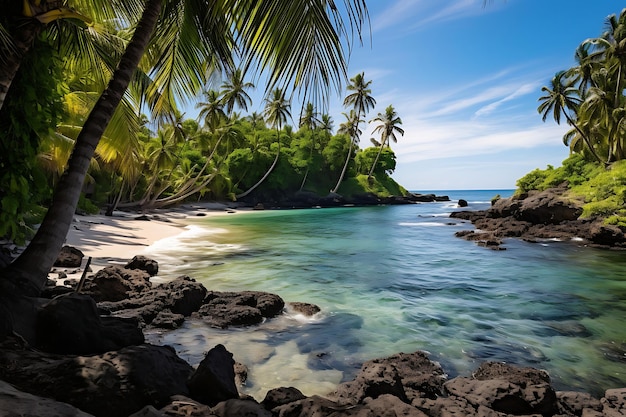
[564,113,605,165]
[330,138,354,193]
[1,0,163,296]
[237,133,281,199]
[0,20,43,111]
[368,142,385,179]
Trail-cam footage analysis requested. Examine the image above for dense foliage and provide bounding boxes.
[522,8,626,225]
[538,8,626,165]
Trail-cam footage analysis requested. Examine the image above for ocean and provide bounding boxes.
[145,189,626,400]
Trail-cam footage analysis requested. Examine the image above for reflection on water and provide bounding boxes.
[145,191,626,400]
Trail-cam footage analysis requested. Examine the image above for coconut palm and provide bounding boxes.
[368,105,404,178]
[538,71,603,164]
[298,102,321,190]
[220,68,254,116]
[236,88,291,198]
[2,0,370,297]
[331,72,375,193]
[196,90,227,131]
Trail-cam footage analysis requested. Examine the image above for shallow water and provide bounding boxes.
[145,190,626,400]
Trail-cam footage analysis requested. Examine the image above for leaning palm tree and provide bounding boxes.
[236,88,291,198]
[538,71,603,164]
[2,0,370,297]
[331,72,375,193]
[368,105,404,179]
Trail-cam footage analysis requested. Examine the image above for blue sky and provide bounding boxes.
[341,0,623,191]
[188,1,623,191]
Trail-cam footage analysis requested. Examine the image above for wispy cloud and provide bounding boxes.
[373,0,497,34]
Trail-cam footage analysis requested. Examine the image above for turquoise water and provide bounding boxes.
[145,190,626,400]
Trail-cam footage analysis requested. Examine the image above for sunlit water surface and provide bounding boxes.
[144,190,626,400]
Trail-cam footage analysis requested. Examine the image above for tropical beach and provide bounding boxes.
[4,1,626,416]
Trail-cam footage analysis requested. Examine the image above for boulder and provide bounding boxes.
[444,361,558,416]
[287,301,321,316]
[212,398,272,417]
[0,342,194,417]
[83,265,152,302]
[36,293,144,354]
[125,255,159,276]
[262,387,307,410]
[0,379,95,417]
[188,344,239,406]
[195,291,284,328]
[330,362,408,405]
[98,276,208,326]
[54,245,84,268]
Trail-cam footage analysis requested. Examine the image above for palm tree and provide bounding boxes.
[331,72,375,193]
[538,71,603,164]
[236,88,291,198]
[196,90,227,131]
[2,0,370,297]
[220,68,254,116]
[368,105,404,178]
[298,102,320,190]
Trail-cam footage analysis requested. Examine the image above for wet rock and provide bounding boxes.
[99,275,207,325]
[195,291,284,328]
[288,301,321,316]
[151,310,185,329]
[188,344,239,406]
[125,255,159,276]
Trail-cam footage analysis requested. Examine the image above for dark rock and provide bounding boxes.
[125,255,159,276]
[83,265,152,302]
[602,388,626,415]
[445,361,558,416]
[188,344,239,406]
[556,391,602,415]
[0,342,194,417]
[288,302,321,316]
[151,310,185,329]
[458,199,468,207]
[367,351,447,402]
[36,293,144,354]
[329,362,408,405]
[135,215,151,221]
[262,387,307,410]
[196,291,284,328]
[0,380,94,417]
[54,245,84,267]
[156,395,212,416]
[98,276,207,326]
[212,398,272,417]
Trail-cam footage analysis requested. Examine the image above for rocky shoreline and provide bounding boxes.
[451,185,626,250]
[1,250,625,416]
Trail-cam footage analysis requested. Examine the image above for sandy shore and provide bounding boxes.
[55,202,244,278]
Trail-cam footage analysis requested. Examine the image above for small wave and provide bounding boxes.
[398,222,446,227]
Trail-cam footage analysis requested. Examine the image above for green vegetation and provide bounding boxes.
[521,8,626,225]
[516,154,626,221]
